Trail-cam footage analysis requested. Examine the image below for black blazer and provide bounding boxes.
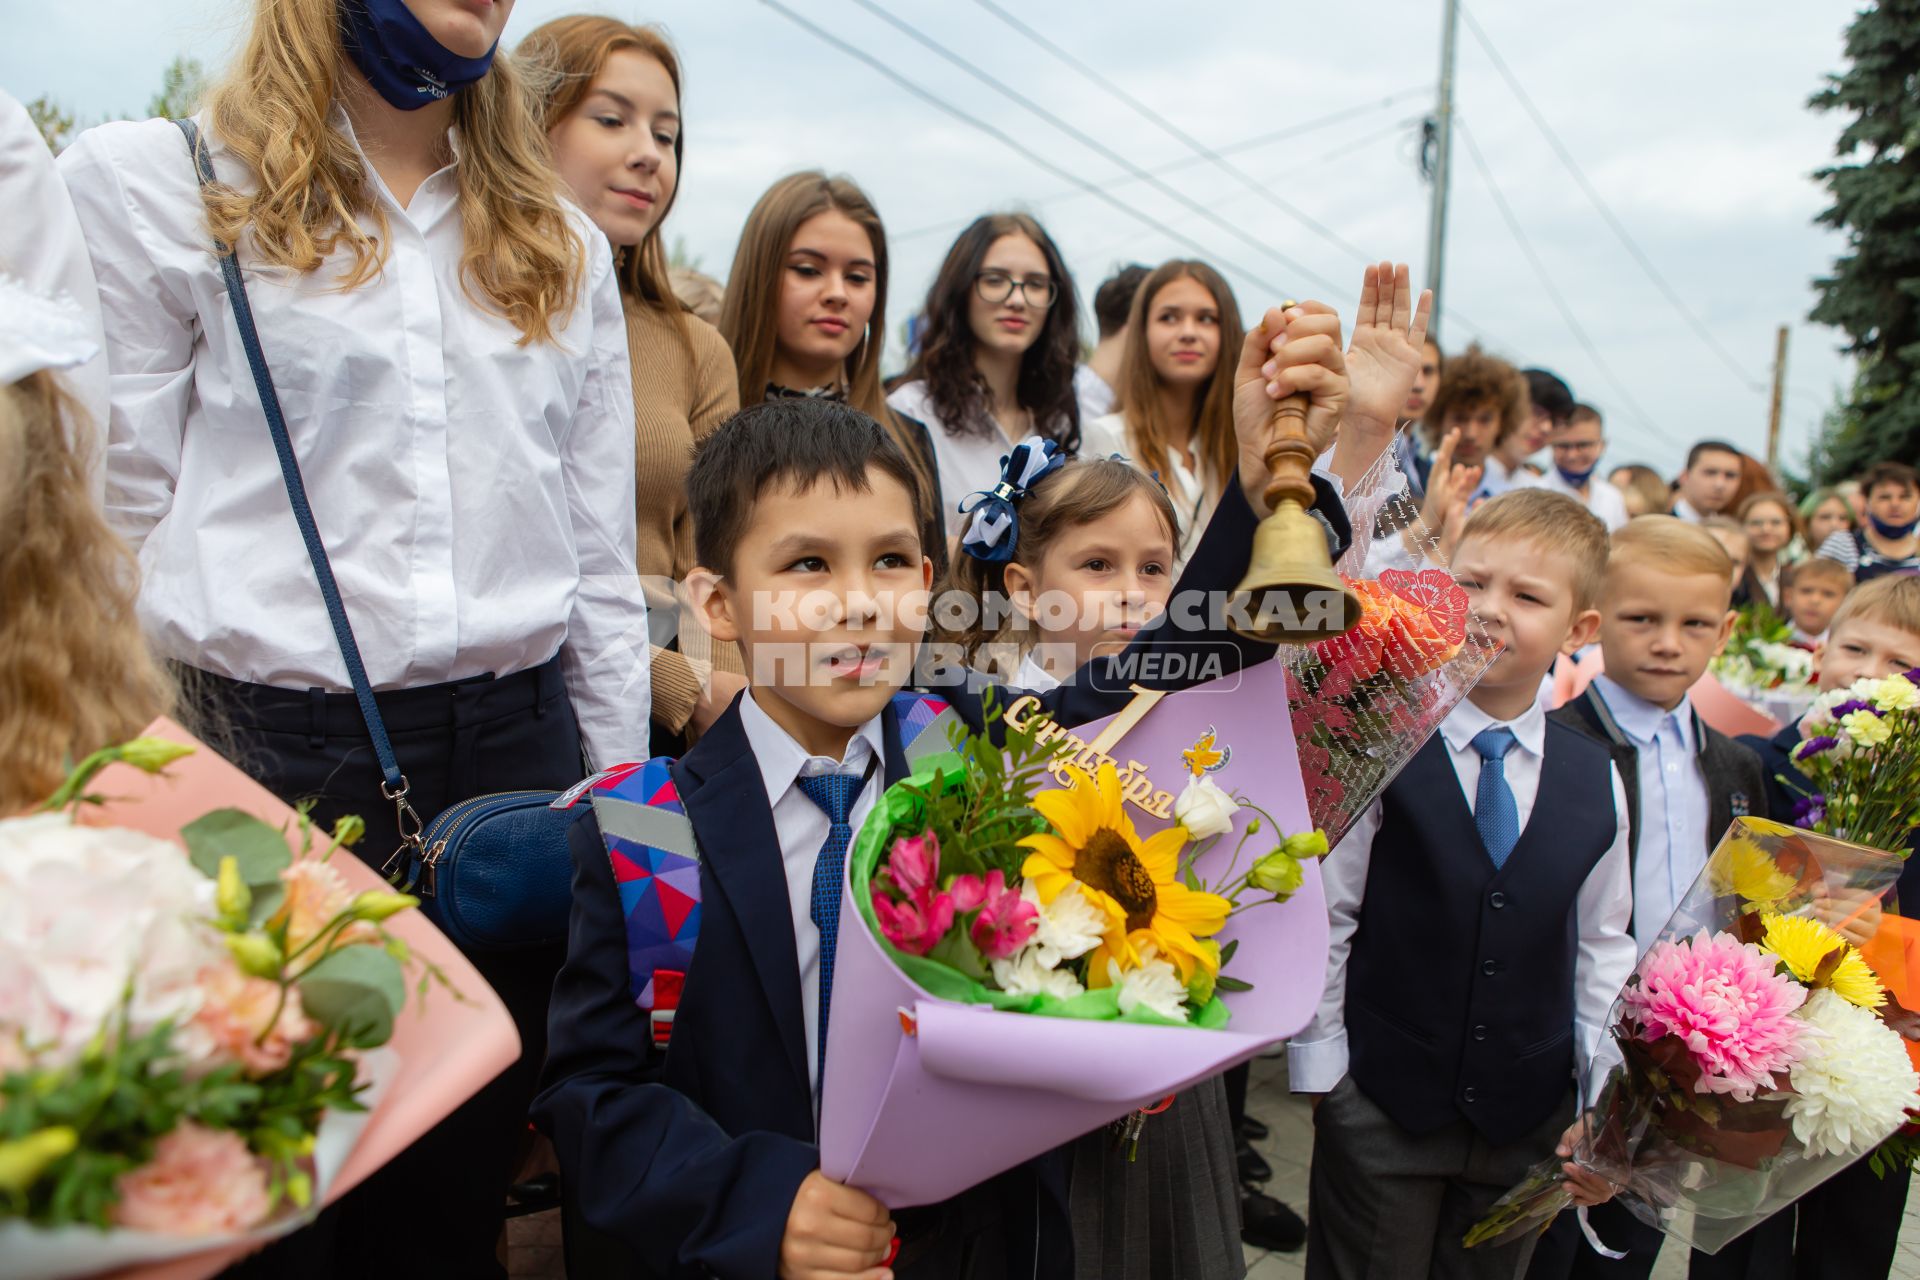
[533,476,1349,1278]
[1550,683,1768,869]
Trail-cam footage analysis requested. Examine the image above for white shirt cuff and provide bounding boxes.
[1286,1035,1349,1093]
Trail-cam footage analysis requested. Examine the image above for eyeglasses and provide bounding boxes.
[1549,439,1603,455]
[975,270,1056,308]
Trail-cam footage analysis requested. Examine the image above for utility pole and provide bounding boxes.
[1765,324,1789,471]
[1425,0,1462,333]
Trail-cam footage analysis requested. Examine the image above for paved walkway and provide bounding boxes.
[506,1054,1920,1278]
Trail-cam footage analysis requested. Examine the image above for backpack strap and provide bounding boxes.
[890,691,961,768]
[577,758,701,1049]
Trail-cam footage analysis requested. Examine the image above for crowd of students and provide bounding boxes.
[4,2,1919,1279]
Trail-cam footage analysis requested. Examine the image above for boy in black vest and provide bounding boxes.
[1530,517,1769,1279]
[1290,488,1631,1279]
[535,306,1358,1280]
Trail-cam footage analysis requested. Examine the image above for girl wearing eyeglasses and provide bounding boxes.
[890,213,1083,536]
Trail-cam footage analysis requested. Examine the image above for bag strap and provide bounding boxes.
[172,118,428,868]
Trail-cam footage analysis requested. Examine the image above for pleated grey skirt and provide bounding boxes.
[1068,1074,1246,1280]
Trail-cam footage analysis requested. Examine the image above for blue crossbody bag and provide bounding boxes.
[174,118,574,953]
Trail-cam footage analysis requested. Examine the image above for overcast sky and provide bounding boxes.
[4,0,1866,476]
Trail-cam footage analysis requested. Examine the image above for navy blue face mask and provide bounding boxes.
[1556,464,1596,489]
[1870,512,1920,540]
[340,0,497,111]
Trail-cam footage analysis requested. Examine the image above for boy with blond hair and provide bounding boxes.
[1719,575,1920,1280]
[1779,556,1853,647]
[1292,488,1631,1279]
[1535,517,1770,1278]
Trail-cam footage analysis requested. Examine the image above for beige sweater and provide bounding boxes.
[624,298,743,733]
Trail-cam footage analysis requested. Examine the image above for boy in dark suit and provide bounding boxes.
[1530,517,1770,1279]
[533,305,1356,1280]
[1722,575,1920,1280]
[1290,489,1630,1280]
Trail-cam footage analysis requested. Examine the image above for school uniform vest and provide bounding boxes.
[1345,722,1615,1146]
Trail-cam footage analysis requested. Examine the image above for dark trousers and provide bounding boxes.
[198,659,585,1280]
[1307,1076,1572,1280]
[1528,1199,1764,1280]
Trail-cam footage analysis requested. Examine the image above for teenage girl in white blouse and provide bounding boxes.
[59,1,643,1274]
[889,212,1084,537]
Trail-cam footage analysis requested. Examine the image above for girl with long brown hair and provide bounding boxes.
[0,283,168,815]
[519,15,745,747]
[892,212,1083,537]
[719,170,946,573]
[1080,259,1242,572]
[58,1,644,1272]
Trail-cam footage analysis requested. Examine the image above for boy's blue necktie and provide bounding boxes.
[1471,727,1521,869]
[797,770,864,1089]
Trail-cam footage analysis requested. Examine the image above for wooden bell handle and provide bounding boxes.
[1262,392,1318,513]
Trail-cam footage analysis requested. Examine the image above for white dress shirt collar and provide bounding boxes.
[1592,674,1697,754]
[739,688,887,807]
[1440,694,1547,759]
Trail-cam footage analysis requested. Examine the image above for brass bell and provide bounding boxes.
[1228,390,1362,644]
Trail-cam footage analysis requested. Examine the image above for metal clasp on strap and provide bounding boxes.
[378,775,440,896]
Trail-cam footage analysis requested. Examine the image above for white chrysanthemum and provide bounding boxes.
[1021,880,1105,968]
[1755,643,1816,686]
[1841,709,1892,748]
[990,947,1085,1000]
[0,813,222,1067]
[1872,675,1920,713]
[1108,943,1189,1022]
[1783,989,1920,1158]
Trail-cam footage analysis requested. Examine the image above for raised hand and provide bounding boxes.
[1232,301,1348,517]
[1417,429,1482,562]
[1345,261,1433,435]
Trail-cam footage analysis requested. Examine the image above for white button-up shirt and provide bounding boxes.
[888,379,1035,538]
[1288,696,1636,1098]
[737,690,885,1101]
[1079,411,1218,574]
[59,113,645,766]
[1590,676,1709,954]
[2,88,108,482]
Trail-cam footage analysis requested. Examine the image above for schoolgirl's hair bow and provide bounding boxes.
[957,435,1067,563]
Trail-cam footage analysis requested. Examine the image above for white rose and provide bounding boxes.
[0,813,222,1066]
[1174,776,1240,841]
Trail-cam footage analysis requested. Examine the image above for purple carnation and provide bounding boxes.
[1830,699,1878,719]
[1793,735,1840,761]
[1791,793,1828,830]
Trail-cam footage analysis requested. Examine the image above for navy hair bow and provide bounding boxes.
[958,436,1068,563]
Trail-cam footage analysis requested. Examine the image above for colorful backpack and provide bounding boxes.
[552,692,960,1050]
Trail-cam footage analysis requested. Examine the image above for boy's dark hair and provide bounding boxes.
[1686,439,1742,470]
[1522,368,1574,426]
[1093,263,1150,339]
[1420,343,1526,449]
[688,399,924,578]
[1861,460,1920,497]
[1567,403,1602,428]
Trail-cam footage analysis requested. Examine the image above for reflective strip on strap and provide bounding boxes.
[903,706,963,767]
[590,793,700,859]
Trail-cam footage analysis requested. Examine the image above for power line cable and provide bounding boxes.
[971,0,1374,267]
[1452,117,1667,450]
[1458,4,1771,397]
[890,91,1430,244]
[754,0,1299,299]
[836,0,1349,298]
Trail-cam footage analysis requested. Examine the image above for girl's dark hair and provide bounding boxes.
[905,213,1081,452]
[935,459,1177,669]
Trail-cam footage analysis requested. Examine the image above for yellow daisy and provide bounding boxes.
[1020,762,1230,984]
[1708,833,1797,907]
[1760,912,1886,1008]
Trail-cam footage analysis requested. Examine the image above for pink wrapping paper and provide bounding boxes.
[71,719,521,1280]
[818,659,1329,1207]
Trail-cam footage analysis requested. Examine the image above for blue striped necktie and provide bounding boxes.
[1471,727,1521,869]
[797,769,864,1089]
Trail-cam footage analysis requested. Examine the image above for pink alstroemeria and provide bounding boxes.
[872,884,955,957]
[967,871,1038,960]
[886,831,940,897]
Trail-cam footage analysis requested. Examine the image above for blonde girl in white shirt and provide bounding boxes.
[1078,260,1243,575]
[59,1,641,1273]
